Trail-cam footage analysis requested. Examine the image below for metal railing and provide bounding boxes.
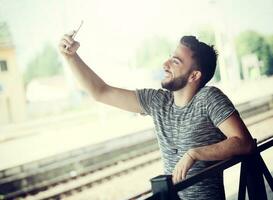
[129,136,273,200]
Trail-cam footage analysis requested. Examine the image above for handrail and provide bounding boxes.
[128,136,273,200]
[175,137,273,193]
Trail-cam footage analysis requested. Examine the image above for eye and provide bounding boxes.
[171,58,180,65]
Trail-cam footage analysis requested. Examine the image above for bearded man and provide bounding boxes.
[59,34,254,200]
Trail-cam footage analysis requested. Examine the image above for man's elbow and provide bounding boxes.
[241,138,256,155]
[232,136,255,155]
[91,83,109,102]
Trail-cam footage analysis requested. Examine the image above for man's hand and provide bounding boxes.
[172,151,196,184]
[59,31,80,56]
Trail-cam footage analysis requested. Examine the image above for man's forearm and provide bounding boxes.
[189,137,255,161]
[64,53,107,100]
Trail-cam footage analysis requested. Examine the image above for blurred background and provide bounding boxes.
[0,0,273,199]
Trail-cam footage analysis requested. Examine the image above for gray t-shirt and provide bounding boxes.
[136,86,236,200]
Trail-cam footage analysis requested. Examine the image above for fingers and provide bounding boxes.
[174,168,181,183]
[59,32,80,56]
[181,168,187,180]
[172,166,184,184]
[67,30,76,37]
[59,43,73,55]
[172,168,178,183]
[61,39,72,49]
[69,41,80,51]
[62,48,73,55]
[63,34,75,45]
[171,151,197,184]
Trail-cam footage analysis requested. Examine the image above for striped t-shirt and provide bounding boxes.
[136,86,236,200]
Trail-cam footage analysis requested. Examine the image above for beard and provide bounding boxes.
[161,73,189,91]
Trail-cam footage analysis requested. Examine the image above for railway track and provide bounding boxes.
[0,129,158,200]
[0,95,273,200]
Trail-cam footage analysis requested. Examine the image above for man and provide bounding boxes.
[59,33,254,199]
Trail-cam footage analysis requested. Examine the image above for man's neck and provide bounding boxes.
[173,85,199,107]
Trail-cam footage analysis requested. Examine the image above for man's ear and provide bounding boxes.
[188,70,202,83]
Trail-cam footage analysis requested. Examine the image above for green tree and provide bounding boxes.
[265,35,273,75]
[24,43,63,84]
[235,31,273,76]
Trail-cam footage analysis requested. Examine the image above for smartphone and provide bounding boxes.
[72,20,84,39]
[66,20,84,49]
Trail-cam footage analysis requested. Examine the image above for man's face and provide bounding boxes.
[161,44,196,91]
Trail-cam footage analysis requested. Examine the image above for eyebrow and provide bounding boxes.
[172,56,183,63]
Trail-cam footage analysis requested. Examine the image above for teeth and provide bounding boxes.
[165,72,171,78]
[162,70,174,79]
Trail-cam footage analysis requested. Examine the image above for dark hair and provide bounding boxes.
[180,36,218,88]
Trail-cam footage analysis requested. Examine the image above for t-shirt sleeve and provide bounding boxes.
[206,87,236,127]
[135,88,158,116]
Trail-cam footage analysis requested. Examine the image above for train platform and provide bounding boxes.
[0,76,273,172]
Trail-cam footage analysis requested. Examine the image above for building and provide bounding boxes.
[0,22,26,124]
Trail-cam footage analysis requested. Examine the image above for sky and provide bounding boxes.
[0,0,273,85]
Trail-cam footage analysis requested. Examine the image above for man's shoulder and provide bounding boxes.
[137,88,172,103]
[199,86,222,94]
[197,86,225,99]
[141,88,171,97]
[152,88,172,102]
[136,88,172,114]
[194,86,227,106]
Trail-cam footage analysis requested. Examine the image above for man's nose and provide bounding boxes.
[163,59,171,70]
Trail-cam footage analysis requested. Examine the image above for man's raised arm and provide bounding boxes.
[59,32,142,113]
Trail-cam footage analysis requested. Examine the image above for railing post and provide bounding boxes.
[238,161,247,200]
[244,152,268,200]
[257,153,273,191]
[150,175,179,200]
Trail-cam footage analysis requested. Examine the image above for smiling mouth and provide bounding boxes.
[164,70,174,79]
[164,72,171,78]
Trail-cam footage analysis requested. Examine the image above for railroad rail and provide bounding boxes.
[0,129,158,199]
[0,94,273,200]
